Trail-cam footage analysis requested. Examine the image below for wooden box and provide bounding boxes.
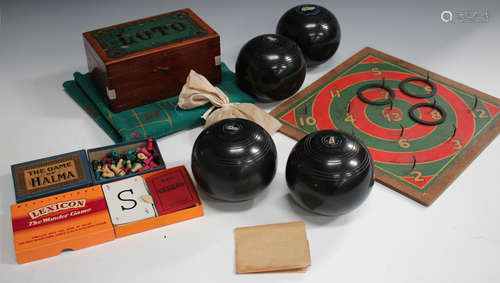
[83,9,221,112]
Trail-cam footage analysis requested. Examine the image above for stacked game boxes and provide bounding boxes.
[10,138,203,264]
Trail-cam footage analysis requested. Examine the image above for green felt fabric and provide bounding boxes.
[63,63,255,143]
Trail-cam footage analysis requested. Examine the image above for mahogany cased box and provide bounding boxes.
[83,8,221,112]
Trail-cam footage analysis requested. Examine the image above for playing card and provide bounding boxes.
[102,176,156,225]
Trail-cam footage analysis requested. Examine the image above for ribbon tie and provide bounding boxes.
[178,70,282,134]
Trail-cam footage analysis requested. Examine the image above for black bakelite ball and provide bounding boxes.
[277,4,341,66]
[191,118,277,202]
[286,130,374,216]
[235,34,306,102]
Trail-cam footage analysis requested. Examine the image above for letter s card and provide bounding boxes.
[102,176,156,225]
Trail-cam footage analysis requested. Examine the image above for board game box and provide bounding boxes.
[87,138,165,184]
[11,138,165,203]
[11,185,115,264]
[10,166,204,263]
[102,166,203,238]
[11,150,92,203]
[145,165,199,215]
[83,8,221,112]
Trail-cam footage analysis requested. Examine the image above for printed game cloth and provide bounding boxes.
[63,63,255,143]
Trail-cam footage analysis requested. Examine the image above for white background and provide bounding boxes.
[1,0,499,282]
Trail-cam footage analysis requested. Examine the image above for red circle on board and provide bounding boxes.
[313,71,475,164]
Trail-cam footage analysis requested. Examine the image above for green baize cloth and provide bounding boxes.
[63,63,255,143]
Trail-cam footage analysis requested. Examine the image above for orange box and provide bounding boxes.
[111,166,204,238]
[11,185,115,264]
[10,166,203,263]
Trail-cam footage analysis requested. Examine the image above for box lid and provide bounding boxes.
[145,166,199,215]
[11,185,115,264]
[11,150,93,203]
[83,8,219,64]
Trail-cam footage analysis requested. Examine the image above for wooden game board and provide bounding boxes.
[271,47,500,206]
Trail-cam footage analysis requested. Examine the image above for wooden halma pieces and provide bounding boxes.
[234,221,311,274]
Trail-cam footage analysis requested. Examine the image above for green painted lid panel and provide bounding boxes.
[90,10,210,59]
